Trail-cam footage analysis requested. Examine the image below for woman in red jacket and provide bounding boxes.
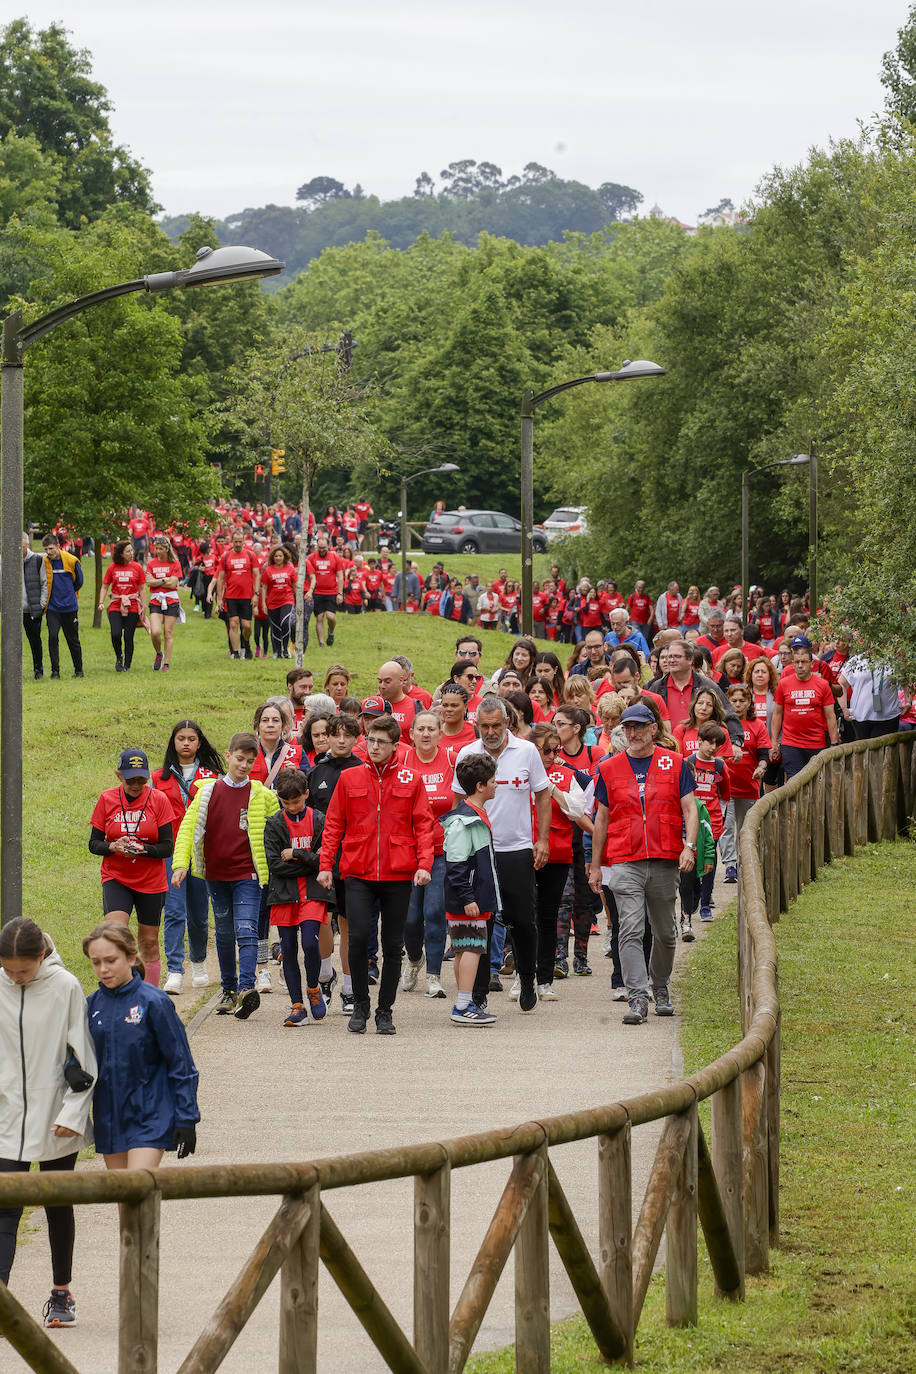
[529,724,591,1001]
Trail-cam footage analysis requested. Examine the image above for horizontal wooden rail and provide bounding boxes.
[3,733,912,1374]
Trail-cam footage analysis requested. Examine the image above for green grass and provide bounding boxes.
[17,585,529,989]
[468,842,916,1373]
[402,550,557,586]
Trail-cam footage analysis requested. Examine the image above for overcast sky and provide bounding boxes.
[21,0,908,223]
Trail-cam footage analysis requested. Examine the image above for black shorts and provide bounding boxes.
[102,880,165,926]
[225,597,252,620]
[150,602,180,618]
[313,593,339,615]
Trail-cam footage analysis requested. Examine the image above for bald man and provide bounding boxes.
[377,659,420,737]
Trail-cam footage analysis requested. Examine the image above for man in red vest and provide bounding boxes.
[588,702,698,1025]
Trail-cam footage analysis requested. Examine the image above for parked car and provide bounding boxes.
[422,510,548,556]
[542,506,588,540]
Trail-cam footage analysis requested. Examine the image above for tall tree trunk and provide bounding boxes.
[93,540,104,629]
[295,476,311,667]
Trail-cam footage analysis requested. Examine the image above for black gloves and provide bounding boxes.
[63,1054,94,1092]
[173,1125,197,1159]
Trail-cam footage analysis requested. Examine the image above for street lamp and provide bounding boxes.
[399,464,460,609]
[0,244,284,925]
[519,361,666,636]
[741,453,817,622]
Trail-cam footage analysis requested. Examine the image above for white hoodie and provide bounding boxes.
[0,942,96,1161]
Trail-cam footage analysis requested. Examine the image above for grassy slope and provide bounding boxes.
[468,843,916,1373]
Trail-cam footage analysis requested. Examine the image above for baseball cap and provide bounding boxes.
[360,696,392,716]
[621,703,655,725]
[790,635,812,650]
[117,748,150,778]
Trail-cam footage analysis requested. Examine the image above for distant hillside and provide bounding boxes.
[158,160,644,280]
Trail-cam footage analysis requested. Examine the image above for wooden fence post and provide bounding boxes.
[119,1189,161,1374]
[665,1103,698,1327]
[766,1015,781,1249]
[844,752,856,854]
[414,1164,450,1374]
[515,1143,550,1374]
[741,1062,769,1276]
[710,1077,745,1300]
[598,1124,633,1365]
[795,784,809,893]
[896,741,910,833]
[881,746,898,840]
[867,749,883,842]
[279,1182,320,1374]
[853,751,868,847]
[813,768,826,874]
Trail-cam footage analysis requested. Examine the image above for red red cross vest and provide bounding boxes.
[597,749,683,864]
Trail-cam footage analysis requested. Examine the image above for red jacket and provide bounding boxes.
[597,749,683,864]
[151,765,220,837]
[319,757,435,881]
[531,760,578,865]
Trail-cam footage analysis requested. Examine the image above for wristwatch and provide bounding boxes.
[684,841,697,851]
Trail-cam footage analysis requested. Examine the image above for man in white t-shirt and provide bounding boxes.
[453,695,550,1013]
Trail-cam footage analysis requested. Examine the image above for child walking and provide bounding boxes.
[688,722,731,921]
[264,770,329,1026]
[441,754,500,1026]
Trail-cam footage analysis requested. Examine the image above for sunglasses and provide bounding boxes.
[457,648,479,657]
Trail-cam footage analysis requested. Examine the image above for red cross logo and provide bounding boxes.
[397,769,414,784]
[657,754,674,771]
[510,776,525,789]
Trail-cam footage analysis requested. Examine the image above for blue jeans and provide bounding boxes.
[163,858,210,971]
[207,878,260,992]
[404,853,446,974]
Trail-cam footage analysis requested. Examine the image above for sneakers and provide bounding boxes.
[367,958,380,986]
[115,656,124,673]
[724,865,738,884]
[50,670,60,679]
[255,967,272,993]
[243,644,253,659]
[190,962,210,988]
[348,1000,369,1033]
[73,669,84,678]
[518,980,538,1014]
[401,959,422,992]
[553,958,569,980]
[215,990,238,1014]
[327,631,335,647]
[611,985,628,1002]
[622,997,649,1025]
[233,988,261,1020]
[163,970,183,996]
[700,907,714,923]
[153,652,162,671]
[161,663,170,673]
[284,1002,308,1027]
[425,974,446,998]
[652,985,674,1017]
[451,1002,496,1025]
[508,976,521,1001]
[603,932,614,958]
[488,973,503,993]
[340,990,355,1017]
[573,956,592,976]
[681,917,695,943]
[442,945,456,962]
[499,951,515,976]
[375,1008,396,1035]
[306,986,327,1020]
[538,983,559,1001]
[319,967,338,1007]
[270,941,283,965]
[42,1288,76,1327]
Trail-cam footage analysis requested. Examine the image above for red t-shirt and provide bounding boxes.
[363,570,383,593]
[712,641,766,666]
[425,589,443,616]
[405,745,454,855]
[725,718,771,798]
[627,593,652,622]
[146,558,181,607]
[306,551,343,595]
[442,719,478,767]
[103,561,145,613]
[344,575,365,607]
[673,724,731,760]
[91,785,173,893]
[408,685,433,709]
[682,600,700,627]
[128,515,150,539]
[269,809,328,927]
[221,550,257,599]
[753,691,770,721]
[663,593,682,625]
[388,697,418,738]
[261,564,297,609]
[355,501,372,523]
[774,673,833,749]
[579,597,603,628]
[203,780,257,881]
[690,756,730,838]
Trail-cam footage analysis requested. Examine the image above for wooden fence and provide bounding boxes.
[1,732,912,1374]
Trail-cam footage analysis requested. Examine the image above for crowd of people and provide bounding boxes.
[8,495,910,1331]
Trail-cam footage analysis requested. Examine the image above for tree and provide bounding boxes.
[413,172,436,198]
[597,182,644,221]
[881,4,916,123]
[0,131,60,227]
[295,176,349,208]
[0,19,155,226]
[699,196,735,220]
[220,332,388,662]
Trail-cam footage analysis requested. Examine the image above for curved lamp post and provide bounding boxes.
[0,245,284,924]
[519,361,666,636]
[400,464,460,609]
[741,453,816,621]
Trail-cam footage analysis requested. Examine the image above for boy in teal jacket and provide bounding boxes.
[441,754,500,1026]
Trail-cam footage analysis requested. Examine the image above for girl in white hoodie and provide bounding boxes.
[0,918,96,1328]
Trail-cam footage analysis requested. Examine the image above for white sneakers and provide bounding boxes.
[255,968,272,994]
[163,970,183,995]
[401,960,422,992]
[190,963,210,989]
[425,975,446,999]
[508,976,521,1001]
[538,983,559,1001]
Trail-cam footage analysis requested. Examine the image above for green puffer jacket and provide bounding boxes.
[173,779,279,884]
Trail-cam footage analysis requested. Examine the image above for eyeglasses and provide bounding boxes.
[540,745,558,755]
[456,648,479,658]
[366,737,392,748]
[465,674,481,683]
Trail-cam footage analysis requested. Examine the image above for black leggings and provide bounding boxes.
[535,862,569,984]
[254,617,270,652]
[268,604,294,656]
[108,610,139,667]
[0,1153,78,1286]
[278,921,322,1003]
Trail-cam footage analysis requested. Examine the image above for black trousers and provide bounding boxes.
[535,861,569,984]
[45,608,82,672]
[0,1152,78,1286]
[345,877,411,1013]
[108,610,139,666]
[23,612,44,673]
[853,717,900,739]
[473,849,538,1006]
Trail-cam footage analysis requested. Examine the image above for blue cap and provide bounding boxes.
[117,748,150,778]
[790,635,812,650]
[621,703,655,725]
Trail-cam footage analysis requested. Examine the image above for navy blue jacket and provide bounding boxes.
[87,971,199,1154]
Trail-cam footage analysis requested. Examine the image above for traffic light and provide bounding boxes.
[271,448,286,476]
[254,463,265,482]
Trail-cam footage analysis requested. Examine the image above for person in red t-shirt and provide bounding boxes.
[146,537,183,673]
[439,682,479,765]
[626,580,653,638]
[259,546,297,658]
[362,559,385,612]
[128,509,151,565]
[402,712,455,996]
[306,531,344,648]
[89,749,174,987]
[354,498,373,547]
[682,585,701,629]
[216,529,260,659]
[770,640,839,779]
[688,724,731,920]
[711,616,766,668]
[719,682,771,874]
[99,540,147,672]
[264,770,330,1026]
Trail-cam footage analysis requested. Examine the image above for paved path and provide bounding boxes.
[8,888,730,1373]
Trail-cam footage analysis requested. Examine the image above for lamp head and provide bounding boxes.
[144,245,284,294]
[594,360,667,382]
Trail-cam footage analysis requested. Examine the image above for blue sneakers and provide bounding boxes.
[451,1002,496,1025]
[306,987,327,1020]
[283,1003,308,1027]
[43,1288,76,1327]
[700,906,714,923]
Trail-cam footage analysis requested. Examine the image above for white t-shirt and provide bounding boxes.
[842,656,900,721]
[453,734,549,852]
